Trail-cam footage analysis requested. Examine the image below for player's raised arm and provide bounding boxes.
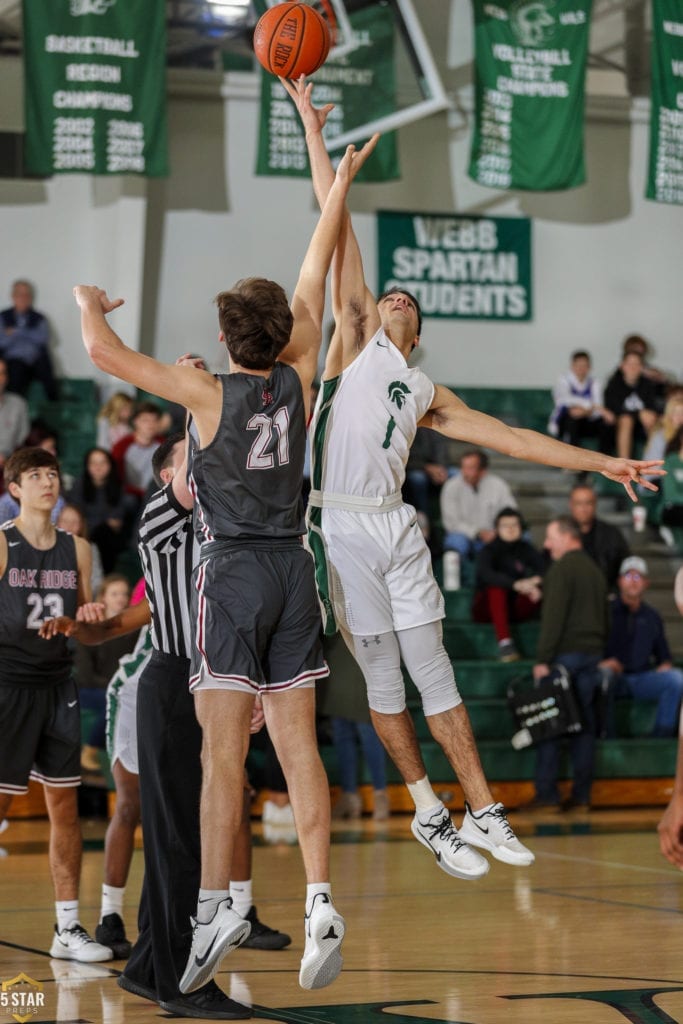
[421,384,665,502]
[74,286,222,441]
[281,76,381,378]
[281,136,378,413]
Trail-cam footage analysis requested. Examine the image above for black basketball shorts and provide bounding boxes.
[189,545,328,694]
[0,677,81,794]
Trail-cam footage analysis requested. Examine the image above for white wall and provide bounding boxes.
[1,3,682,395]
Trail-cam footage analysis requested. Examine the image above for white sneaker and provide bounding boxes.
[459,802,535,866]
[50,923,113,963]
[179,900,251,995]
[411,807,489,880]
[299,893,345,991]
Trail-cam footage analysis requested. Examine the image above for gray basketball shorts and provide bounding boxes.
[189,545,328,694]
[0,677,81,794]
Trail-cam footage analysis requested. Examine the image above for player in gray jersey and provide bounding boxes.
[0,446,112,963]
[284,75,665,881]
[74,137,378,998]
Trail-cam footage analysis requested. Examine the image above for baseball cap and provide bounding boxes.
[619,556,648,577]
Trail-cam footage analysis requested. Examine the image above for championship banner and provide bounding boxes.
[468,0,592,191]
[377,211,532,321]
[646,0,683,205]
[256,3,399,182]
[23,0,168,177]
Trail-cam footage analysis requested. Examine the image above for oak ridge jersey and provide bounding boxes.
[0,523,79,687]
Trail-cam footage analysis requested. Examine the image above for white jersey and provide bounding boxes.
[310,327,435,500]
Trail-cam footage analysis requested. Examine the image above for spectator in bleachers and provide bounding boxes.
[600,557,683,737]
[604,350,659,460]
[0,357,30,476]
[643,394,683,465]
[440,448,516,574]
[621,334,675,413]
[111,401,164,501]
[0,279,58,400]
[657,568,683,866]
[658,426,683,549]
[96,391,134,451]
[548,350,614,453]
[529,516,609,812]
[57,502,104,596]
[68,447,129,573]
[318,632,389,822]
[404,426,454,532]
[471,507,544,663]
[568,483,629,590]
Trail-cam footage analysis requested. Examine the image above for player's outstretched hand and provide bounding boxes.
[39,616,79,640]
[279,74,333,135]
[600,459,665,502]
[73,285,124,315]
[658,795,683,869]
[76,602,107,624]
[335,136,380,187]
[175,352,208,370]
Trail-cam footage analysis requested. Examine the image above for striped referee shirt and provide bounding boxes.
[138,484,198,659]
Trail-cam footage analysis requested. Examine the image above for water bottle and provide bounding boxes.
[442,550,460,591]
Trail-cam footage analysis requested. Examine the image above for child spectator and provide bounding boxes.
[96,392,134,451]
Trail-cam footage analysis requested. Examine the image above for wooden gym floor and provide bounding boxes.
[0,809,682,1024]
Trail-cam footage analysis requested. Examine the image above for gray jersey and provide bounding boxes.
[189,363,306,547]
[0,524,78,687]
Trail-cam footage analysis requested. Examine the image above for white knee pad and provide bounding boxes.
[397,621,461,717]
[342,629,406,715]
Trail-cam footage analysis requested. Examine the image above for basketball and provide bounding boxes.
[253,3,331,79]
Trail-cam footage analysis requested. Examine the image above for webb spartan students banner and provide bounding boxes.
[468,0,592,191]
[647,0,683,206]
[22,0,168,176]
[378,211,532,322]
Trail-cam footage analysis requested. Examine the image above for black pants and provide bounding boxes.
[6,350,58,401]
[556,411,614,454]
[123,650,202,1002]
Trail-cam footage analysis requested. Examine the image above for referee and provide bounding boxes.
[123,431,289,1018]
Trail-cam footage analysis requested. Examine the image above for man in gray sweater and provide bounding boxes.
[530,515,609,812]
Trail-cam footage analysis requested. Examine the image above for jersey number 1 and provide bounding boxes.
[246,407,290,469]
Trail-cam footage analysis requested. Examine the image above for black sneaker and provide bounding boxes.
[95,913,132,959]
[117,973,157,1002]
[241,905,291,950]
[159,980,252,1020]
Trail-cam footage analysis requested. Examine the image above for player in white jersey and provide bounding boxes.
[285,75,665,879]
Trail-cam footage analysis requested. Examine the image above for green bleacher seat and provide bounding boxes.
[449,387,553,434]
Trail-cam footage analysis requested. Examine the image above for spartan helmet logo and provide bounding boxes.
[510,0,556,46]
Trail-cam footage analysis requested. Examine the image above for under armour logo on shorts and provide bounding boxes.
[361,636,381,647]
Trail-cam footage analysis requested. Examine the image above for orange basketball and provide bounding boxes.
[253,3,331,79]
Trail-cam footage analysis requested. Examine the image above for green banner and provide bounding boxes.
[256,4,398,182]
[23,0,168,177]
[377,211,532,321]
[646,0,683,204]
[469,0,592,191]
